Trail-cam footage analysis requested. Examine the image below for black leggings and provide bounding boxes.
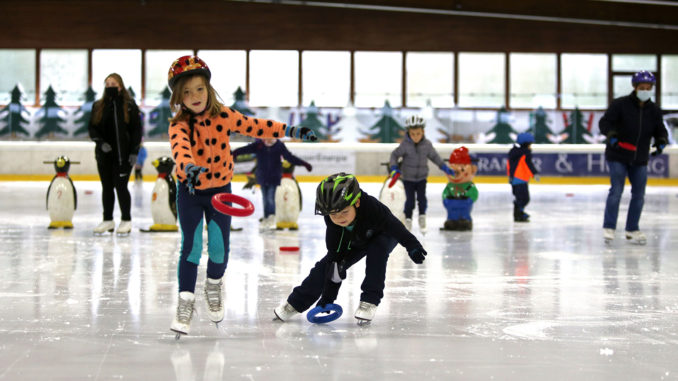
[97,156,132,221]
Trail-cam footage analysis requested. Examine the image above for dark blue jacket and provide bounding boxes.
[319,191,422,304]
[599,91,668,165]
[508,144,538,184]
[232,140,309,186]
[324,191,421,258]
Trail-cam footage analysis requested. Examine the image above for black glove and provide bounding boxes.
[101,142,113,153]
[651,138,668,156]
[408,246,427,264]
[303,162,313,172]
[284,126,318,142]
[184,163,207,194]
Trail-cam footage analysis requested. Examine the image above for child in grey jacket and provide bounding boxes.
[389,115,454,231]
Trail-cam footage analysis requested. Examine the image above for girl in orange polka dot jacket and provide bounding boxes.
[168,55,316,337]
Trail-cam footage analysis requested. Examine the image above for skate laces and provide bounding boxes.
[176,297,194,324]
[204,281,222,312]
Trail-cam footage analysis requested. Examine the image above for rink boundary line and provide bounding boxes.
[2,174,678,186]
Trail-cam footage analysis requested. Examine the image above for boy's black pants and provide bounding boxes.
[511,183,530,216]
[287,234,397,312]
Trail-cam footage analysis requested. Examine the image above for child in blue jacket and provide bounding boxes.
[507,132,539,222]
[233,138,312,229]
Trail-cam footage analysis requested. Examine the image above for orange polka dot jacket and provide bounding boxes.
[169,106,287,190]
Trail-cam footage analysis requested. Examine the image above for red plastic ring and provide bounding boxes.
[211,193,255,217]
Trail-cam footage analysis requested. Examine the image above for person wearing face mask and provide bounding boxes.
[232,138,313,231]
[599,70,669,245]
[88,73,142,235]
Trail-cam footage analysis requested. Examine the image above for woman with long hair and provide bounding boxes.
[88,73,142,235]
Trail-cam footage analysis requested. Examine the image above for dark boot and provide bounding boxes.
[459,219,473,231]
[514,213,530,222]
[442,219,459,231]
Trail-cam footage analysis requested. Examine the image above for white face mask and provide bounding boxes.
[637,90,653,102]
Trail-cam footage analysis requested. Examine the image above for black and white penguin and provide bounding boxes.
[45,156,78,229]
[274,160,303,230]
[144,156,178,232]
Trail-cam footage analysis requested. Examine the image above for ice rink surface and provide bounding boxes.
[0,179,677,381]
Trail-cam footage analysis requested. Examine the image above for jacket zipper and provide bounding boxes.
[112,101,123,166]
[634,105,643,162]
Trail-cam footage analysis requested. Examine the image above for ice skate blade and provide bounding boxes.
[116,232,130,237]
[171,329,187,340]
[94,230,114,236]
[356,319,371,326]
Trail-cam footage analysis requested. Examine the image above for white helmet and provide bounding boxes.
[405,115,425,129]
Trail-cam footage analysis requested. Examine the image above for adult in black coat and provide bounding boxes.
[599,70,668,244]
[89,73,142,235]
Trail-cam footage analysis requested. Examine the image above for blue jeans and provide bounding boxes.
[403,179,427,218]
[603,161,647,231]
[261,184,276,217]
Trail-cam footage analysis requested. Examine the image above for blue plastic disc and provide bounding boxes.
[306,303,343,324]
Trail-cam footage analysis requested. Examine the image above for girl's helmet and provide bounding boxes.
[315,173,361,215]
[405,115,425,129]
[631,70,656,86]
[167,55,211,90]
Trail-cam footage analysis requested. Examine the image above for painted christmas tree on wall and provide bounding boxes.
[529,106,555,144]
[230,87,254,116]
[361,101,404,143]
[561,107,592,144]
[147,87,172,137]
[332,102,363,143]
[0,85,31,138]
[487,107,517,144]
[72,87,97,137]
[35,86,67,139]
[128,87,145,137]
[296,101,329,141]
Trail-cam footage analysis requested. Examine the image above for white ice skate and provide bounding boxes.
[354,301,377,326]
[625,230,647,245]
[116,220,132,236]
[418,215,427,232]
[259,216,276,232]
[603,228,615,243]
[171,291,195,339]
[273,301,299,322]
[405,218,413,231]
[204,277,224,324]
[94,220,115,235]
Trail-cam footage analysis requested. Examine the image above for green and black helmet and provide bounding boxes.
[315,173,362,215]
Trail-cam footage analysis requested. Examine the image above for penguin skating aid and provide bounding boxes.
[44,156,79,229]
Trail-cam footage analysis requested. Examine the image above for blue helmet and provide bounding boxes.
[631,70,656,86]
[516,132,535,145]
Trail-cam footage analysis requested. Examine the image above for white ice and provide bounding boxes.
[0,180,677,380]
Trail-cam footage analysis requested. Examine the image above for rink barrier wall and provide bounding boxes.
[1,141,677,185]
